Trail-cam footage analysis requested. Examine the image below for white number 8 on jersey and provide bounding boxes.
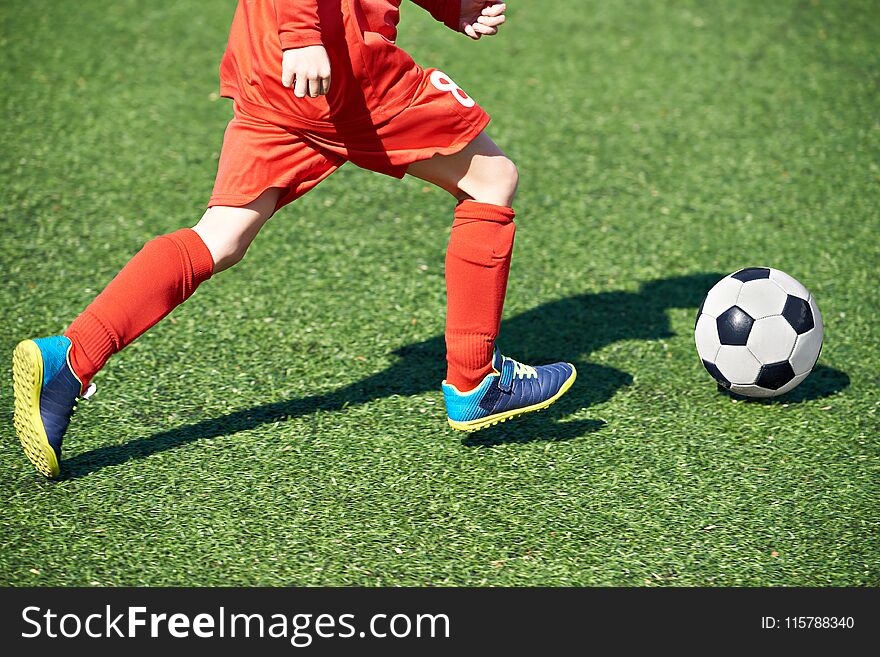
[430,70,476,108]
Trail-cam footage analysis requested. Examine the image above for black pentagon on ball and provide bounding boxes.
[731,267,771,282]
[716,306,754,345]
[702,359,731,388]
[781,294,814,334]
[755,361,796,390]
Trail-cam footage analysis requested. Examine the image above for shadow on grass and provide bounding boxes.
[718,364,850,404]
[61,272,850,479]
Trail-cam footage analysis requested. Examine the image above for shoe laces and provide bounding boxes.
[511,360,537,379]
[496,352,538,393]
[72,383,97,415]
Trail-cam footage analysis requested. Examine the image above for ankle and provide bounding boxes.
[445,364,494,393]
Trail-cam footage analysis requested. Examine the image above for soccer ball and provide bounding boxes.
[694,267,824,398]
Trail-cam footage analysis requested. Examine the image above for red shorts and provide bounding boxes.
[209,68,491,211]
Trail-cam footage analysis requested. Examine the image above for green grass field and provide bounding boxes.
[1,0,878,586]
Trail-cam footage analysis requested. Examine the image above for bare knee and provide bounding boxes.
[463,156,519,207]
[193,210,256,272]
[210,229,252,269]
[406,133,520,206]
[494,156,520,205]
[193,189,280,273]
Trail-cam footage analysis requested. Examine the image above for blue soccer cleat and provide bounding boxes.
[443,349,576,431]
[12,336,93,478]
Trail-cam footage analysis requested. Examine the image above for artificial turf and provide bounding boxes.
[0,0,877,586]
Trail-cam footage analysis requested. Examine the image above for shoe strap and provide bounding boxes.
[498,357,515,393]
[498,356,539,393]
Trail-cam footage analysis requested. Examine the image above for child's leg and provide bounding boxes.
[66,188,282,390]
[193,188,280,273]
[407,132,519,206]
[407,132,520,391]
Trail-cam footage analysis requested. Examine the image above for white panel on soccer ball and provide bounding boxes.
[694,314,722,362]
[729,384,779,398]
[701,277,743,317]
[747,315,797,363]
[789,327,823,375]
[735,279,788,319]
[809,294,824,334]
[714,345,762,385]
[773,371,810,396]
[769,268,810,300]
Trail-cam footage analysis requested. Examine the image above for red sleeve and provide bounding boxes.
[409,0,461,32]
[275,1,324,50]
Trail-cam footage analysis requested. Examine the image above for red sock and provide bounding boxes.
[444,200,516,391]
[65,228,214,389]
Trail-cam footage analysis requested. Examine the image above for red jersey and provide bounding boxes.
[219,1,461,130]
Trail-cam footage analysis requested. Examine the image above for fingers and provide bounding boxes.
[293,72,331,98]
[463,3,507,40]
[281,65,295,89]
[293,76,331,97]
[308,76,322,98]
[293,74,309,98]
[470,22,499,37]
[481,2,506,18]
[463,22,481,40]
[282,46,331,98]
[477,15,505,28]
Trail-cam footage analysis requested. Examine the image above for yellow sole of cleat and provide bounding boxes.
[448,365,578,432]
[12,340,60,478]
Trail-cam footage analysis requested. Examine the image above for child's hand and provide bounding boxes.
[282,45,331,98]
[459,1,507,40]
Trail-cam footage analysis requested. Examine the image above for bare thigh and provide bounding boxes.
[406,131,519,207]
[192,187,283,273]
